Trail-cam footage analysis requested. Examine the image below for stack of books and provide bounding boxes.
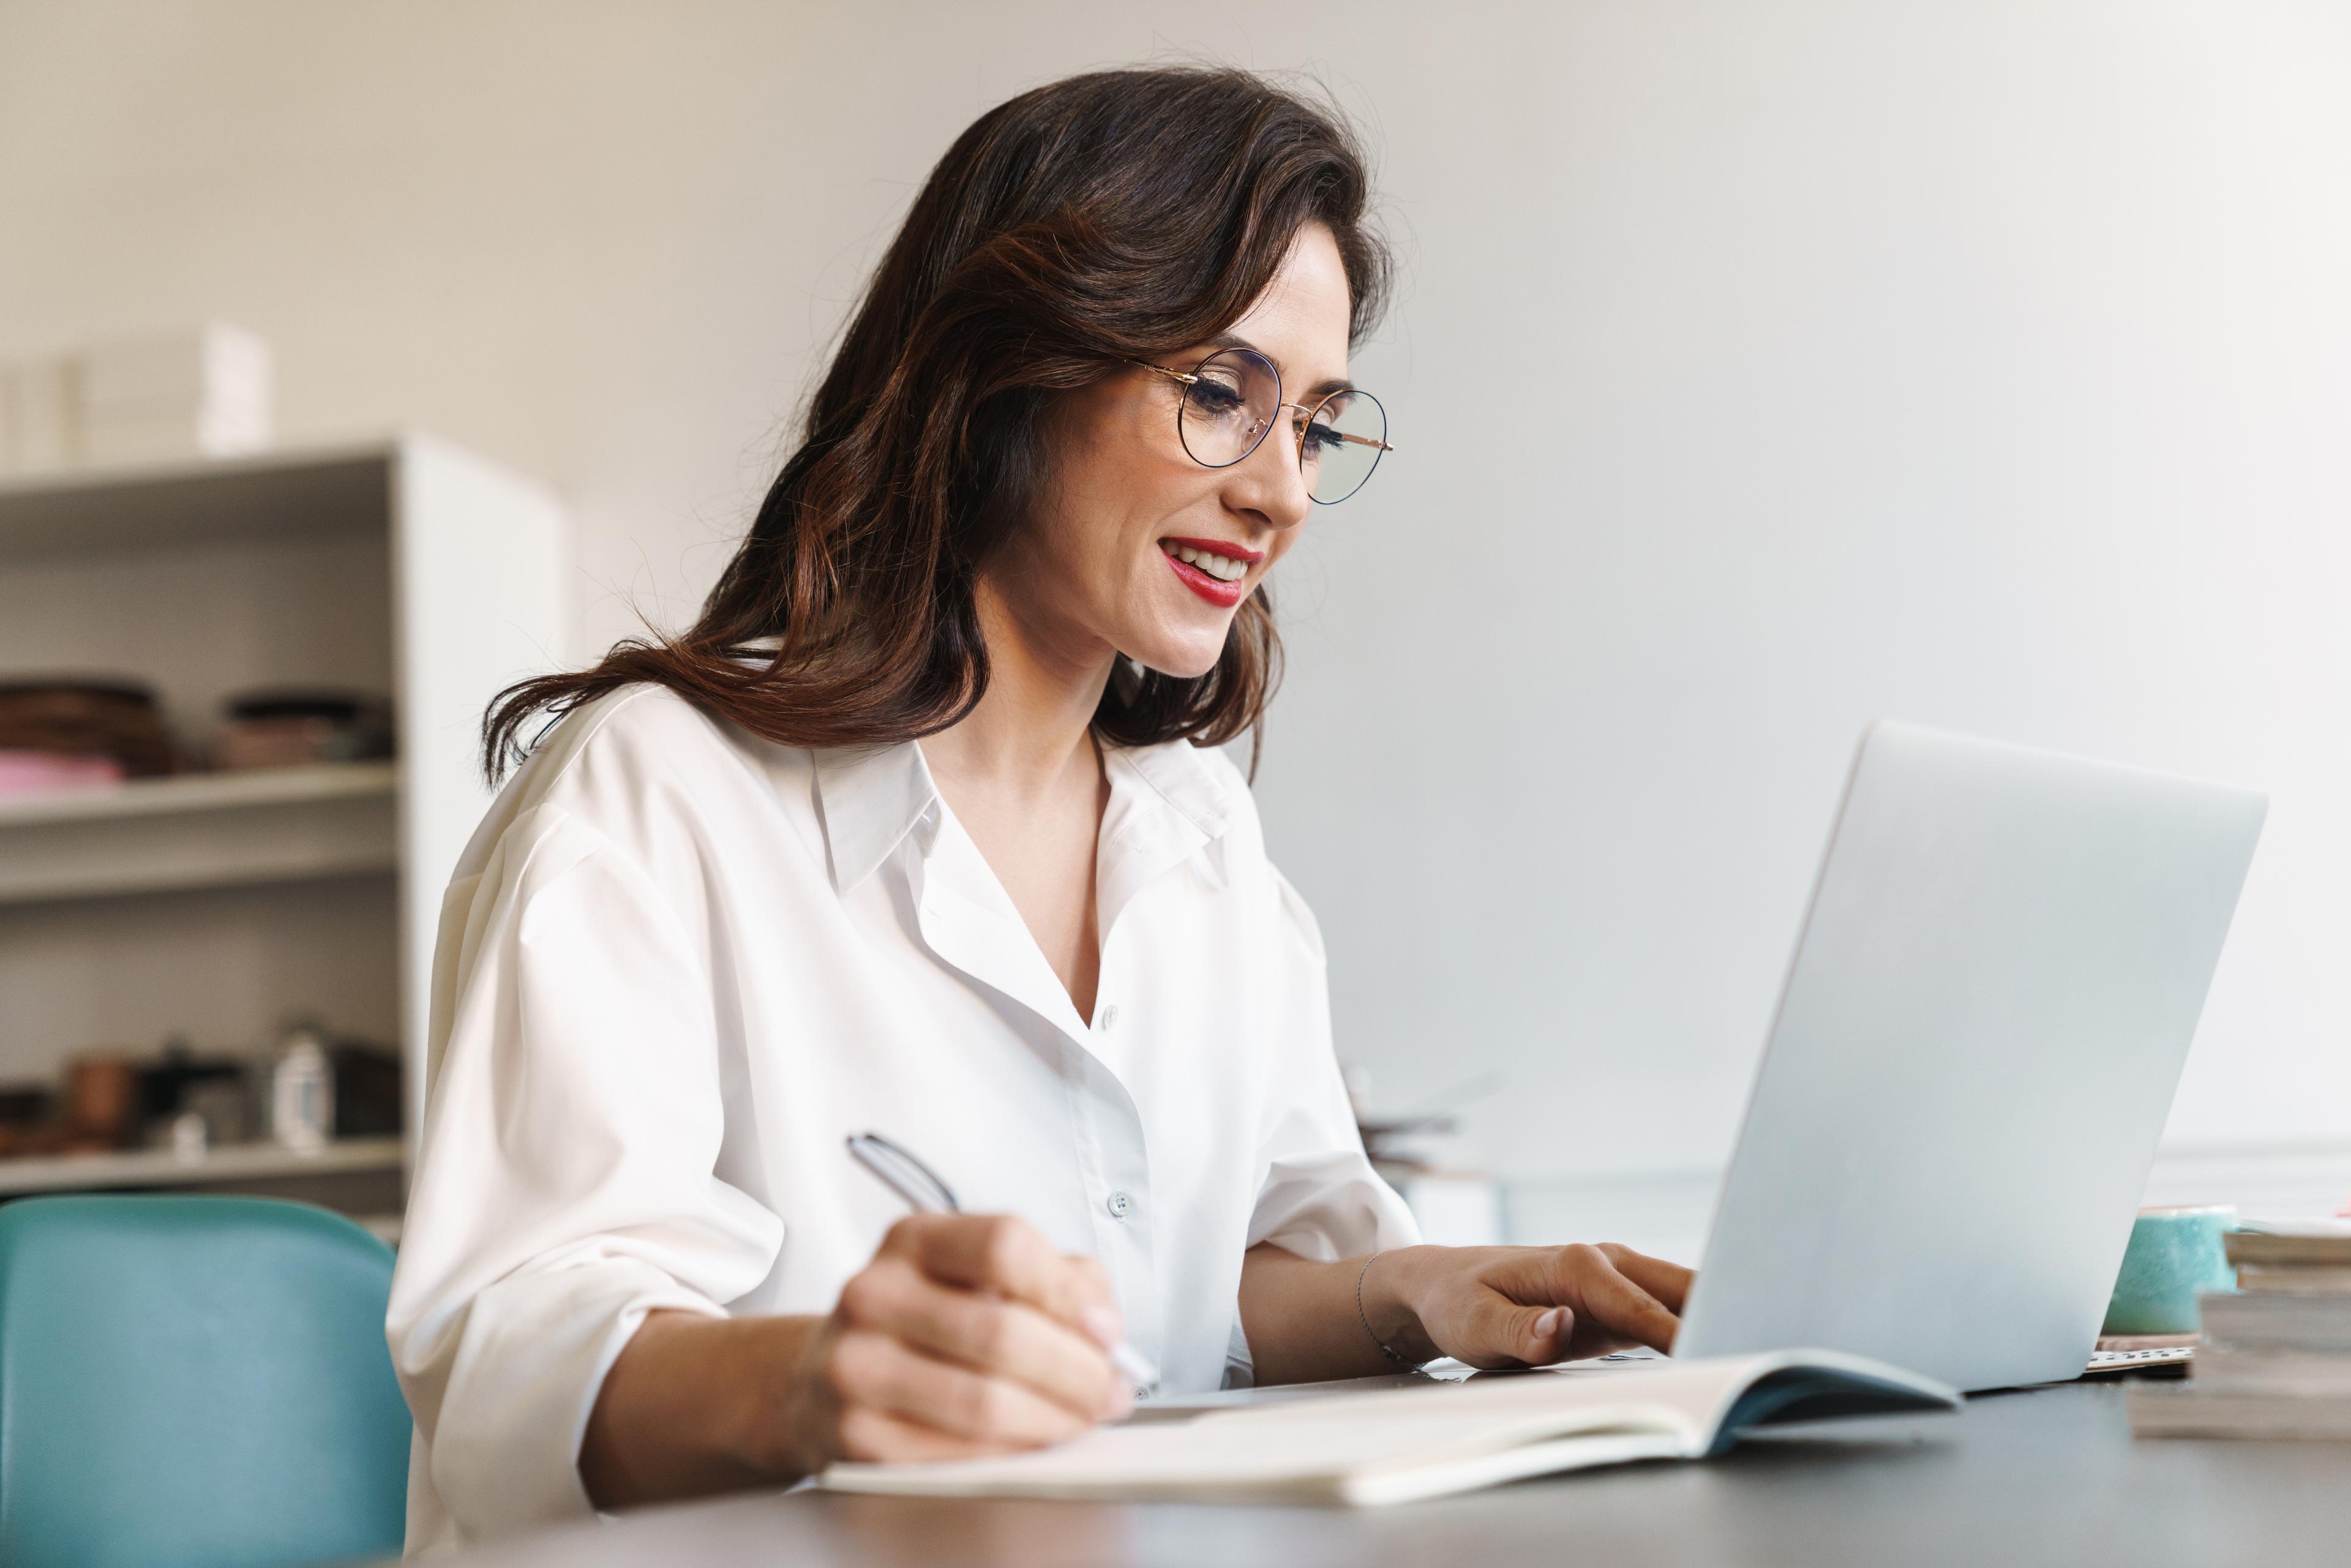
[2128,1225,2351,1439]
[76,324,274,468]
[0,323,273,477]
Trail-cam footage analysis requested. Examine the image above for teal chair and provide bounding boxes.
[0,1195,411,1568]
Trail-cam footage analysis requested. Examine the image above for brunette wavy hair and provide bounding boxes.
[484,66,1390,781]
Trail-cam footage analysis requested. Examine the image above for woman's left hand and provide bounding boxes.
[1366,1243,1692,1369]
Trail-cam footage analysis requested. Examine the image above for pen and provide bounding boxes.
[846,1131,1160,1393]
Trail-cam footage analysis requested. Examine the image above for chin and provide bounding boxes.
[1123,631,1230,684]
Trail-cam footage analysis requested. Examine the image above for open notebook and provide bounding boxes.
[823,1350,1959,1507]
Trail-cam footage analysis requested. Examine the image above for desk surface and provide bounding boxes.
[449,1380,2351,1568]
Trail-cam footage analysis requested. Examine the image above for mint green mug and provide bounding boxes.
[2103,1205,2238,1336]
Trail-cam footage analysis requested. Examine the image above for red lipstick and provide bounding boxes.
[1160,536,1264,564]
[1158,537,1260,609]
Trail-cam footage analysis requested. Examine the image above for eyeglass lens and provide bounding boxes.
[1172,348,1388,505]
[1302,388,1387,506]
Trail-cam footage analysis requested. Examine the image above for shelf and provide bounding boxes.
[0,440,396,561]
[0,762,399,904]
[0,1136,403,1198]
[0,760,398,828]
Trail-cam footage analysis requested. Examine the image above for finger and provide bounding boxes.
[1434,1286,1576,1370]
[1599,1244,1694,1315]
[836,1405,1011,1465]
[882,1214,1111,1333]
[1506,1301,1580,1367]
[830,1328,1097,1449]
[837,1257,1127,1419]
[1062,1253,1126,1349]
[1551,1245,1680,1352]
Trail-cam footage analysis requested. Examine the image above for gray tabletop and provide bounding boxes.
[449,1381,2351,1568]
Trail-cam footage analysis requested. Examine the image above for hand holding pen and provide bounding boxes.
[754,1131,1149,1471]
[846,1132,1159,1393]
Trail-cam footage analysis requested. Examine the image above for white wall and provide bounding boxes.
[6,1,2345,1190]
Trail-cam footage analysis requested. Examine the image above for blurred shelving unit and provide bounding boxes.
[0,762,400,902]
[0,435,568,1212]
[0,1138,407,1223]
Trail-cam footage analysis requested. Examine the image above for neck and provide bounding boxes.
[920,574,1114,797]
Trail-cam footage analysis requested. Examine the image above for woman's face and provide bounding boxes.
[995,222,1355,681]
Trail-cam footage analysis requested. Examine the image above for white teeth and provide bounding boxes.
[1161,541,1250,583]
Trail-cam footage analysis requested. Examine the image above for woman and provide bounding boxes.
[387,66,1690,1551]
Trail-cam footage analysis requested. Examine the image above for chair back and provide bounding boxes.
[0,1194,410,1568]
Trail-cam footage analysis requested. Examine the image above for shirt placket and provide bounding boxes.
[905,765,1215,1387]
[1057,1037,1162,1384]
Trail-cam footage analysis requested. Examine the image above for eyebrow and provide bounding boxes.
[1207,332,1356,403]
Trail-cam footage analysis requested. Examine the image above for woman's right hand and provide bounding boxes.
[770,1212,1133,1474]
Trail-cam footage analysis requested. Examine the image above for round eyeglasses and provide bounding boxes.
[1130,348,1392,505]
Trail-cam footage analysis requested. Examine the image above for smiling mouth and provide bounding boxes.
[1157,539,1253,582]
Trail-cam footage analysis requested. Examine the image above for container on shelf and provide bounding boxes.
[64,1052,140,1150]
[0,679,176,779]
[266,1025,336,1153]
[214,689,394,771]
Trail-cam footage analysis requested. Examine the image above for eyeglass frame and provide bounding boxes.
[1127,349,1394,504]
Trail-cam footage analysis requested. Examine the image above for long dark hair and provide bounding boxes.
[484,66,1390,781]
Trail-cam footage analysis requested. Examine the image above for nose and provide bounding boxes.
[1221,413,1314,535]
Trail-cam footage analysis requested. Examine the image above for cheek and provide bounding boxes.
[1040,427,1158,561]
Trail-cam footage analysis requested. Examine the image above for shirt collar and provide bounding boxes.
[810,741,941,892]
[1104,738,1232,845]
[809,734,1235,895]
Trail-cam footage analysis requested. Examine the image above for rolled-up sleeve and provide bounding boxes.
[385,803,784,1546]
[1243,868,1420,1263]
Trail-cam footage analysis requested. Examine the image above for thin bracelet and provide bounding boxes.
[1355,1250,1422,1369]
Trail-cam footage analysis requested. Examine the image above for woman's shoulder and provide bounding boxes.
[503,682,772,800]
[549,681,756,765]
[454,683,819,882]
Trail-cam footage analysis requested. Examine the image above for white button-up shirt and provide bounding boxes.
[385,686,1417,1552]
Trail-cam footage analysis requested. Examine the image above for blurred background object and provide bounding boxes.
[1349,1066,1506,1247]
[76,322,274,468]
[214,689,394,771]
[64,1052,140,1151]
[266,1021,335,1152]
[0,323,272,478]
[140,1038,252,1150]
[0,1083,57,1155]
[0,680,176,784]
[329,1037,403,1140]
[0,751,121,796]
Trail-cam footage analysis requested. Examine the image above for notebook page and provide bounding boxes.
[821,1363,1755,1502]
[820,1351,1951,1502]
[1212,1353,1766,1436]
[823,1398,1699,1502]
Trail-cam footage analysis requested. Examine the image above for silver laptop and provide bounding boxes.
[1673,722,2265,1392]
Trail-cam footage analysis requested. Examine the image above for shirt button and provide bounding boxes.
[1098,1004,1119,1032]
[1106,1190,1134,1220]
